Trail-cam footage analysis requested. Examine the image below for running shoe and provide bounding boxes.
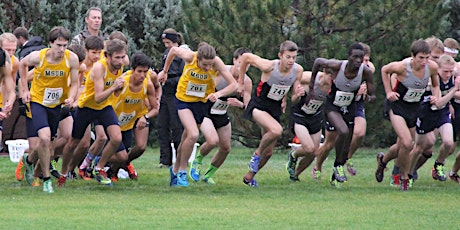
[449,171,460,184]
[332,165,347,183]
[50,160,60,179]
[431,164,447,181]
[126,163,138,180]
[22,154,34,185]
[57,175,66,187]
[93,168,112,185]
[32,177,41,187]
[375,152,387,183]
[312,167,321,180]
[177,170,188,187]
[286,150,297,179]
[15,158,24,181]
[111,175,119,182]
[329,174,342,188]
[67,170,78,180]
[346,159,356,176]
[189,159,201,182]
[248,154,261,173]
[400,178,409,191]
[390,174,400,187]
[202,177,216,185]
[43,180,54,193]
[169,167,178,187]
[412,170,418,181]
[78,168,92,181]
[289,175,300,182]
[243,177,258,187]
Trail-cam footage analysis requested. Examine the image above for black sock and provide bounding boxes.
[43,177,50,182]
[25,157,33,165]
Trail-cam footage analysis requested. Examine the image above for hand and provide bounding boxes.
[295,84,305,97]
[0,111,9,121]
[21,91,30,104]
[429,95,438,105]
[357,82,367,96]
[206,92,220,102]
[236,82,244,97]
[227,98,243,108]
[114,76,125,90]
[136,116,148,129]
[64,97,74,107]
[158,71,167,84]
[2,101,12,114]
[386,91,400,102]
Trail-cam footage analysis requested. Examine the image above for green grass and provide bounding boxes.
[0,146,459,229]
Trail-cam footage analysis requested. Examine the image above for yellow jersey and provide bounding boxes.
[30,48,71,108]
[113,71,149,131]
[176,53,218,103]
[78,58,123,110]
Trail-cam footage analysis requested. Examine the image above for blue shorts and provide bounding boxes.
[72,106,119,140]
[416,105,451,134]
[355,100,366,118]
[174,97,210,125]
[30,102,61,138]
[26,116,38,138]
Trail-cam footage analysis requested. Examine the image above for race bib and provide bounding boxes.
[118,111,136,127]
[267,84,291,101]
[333,91,354,107]
[210,99,229,115]
[186,82,207,98]
[42,87,63,106]
[301,99,323,114]
[403,88,425,102]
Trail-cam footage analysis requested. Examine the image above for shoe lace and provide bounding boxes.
[436,165,445,177]
[337,166,345,177]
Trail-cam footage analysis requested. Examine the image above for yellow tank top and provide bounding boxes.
[30,48,71,108]
[176,53,217,102]
[78,58,123,110]
[113,71,149,131]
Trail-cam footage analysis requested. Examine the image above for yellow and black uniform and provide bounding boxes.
[176,53,217,103]
[71,58,123,140]
[113,71,149,132]
[78,58,122,110]
[31,48,71,108]
[29,48,71,136]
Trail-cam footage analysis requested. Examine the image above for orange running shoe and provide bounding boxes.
[15,159,25,181]
[126,163,138,180]
[111,175,119,182]
[57,175,66,187]
[32,177,41,187]
[78,168,92,181]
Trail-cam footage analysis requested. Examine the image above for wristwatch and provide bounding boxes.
[144,114,149,120]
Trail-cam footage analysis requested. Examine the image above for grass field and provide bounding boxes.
[0,146,458,229]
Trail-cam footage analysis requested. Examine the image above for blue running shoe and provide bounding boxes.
[243,177,258,187]
[169,167,178,187]
[249,154,261,173]
[333,165,347,183]
[177,170,188,187]
[189,160,201,182]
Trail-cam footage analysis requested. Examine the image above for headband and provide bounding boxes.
[444,47,459,54]
[161,33,179,43]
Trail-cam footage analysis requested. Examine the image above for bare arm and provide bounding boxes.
[238,53,274,85]
[292,71,310,104]
[207,56,237,102]
[92,62,124,103]
[157,46,195,84]
[18,51,40,103]
[1,60,15,114]
[381,61,405,102]
[65,53,80,107]
[149,69,162,106]
[362,67,376,102]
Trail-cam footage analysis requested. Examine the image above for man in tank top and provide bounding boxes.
[308,43,375,187]
[376,39,440,191]
[238,40,304,187]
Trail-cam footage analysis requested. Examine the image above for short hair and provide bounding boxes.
[348,43,364,56]
[86,7,102,18]
[105,38,127,57]
[425,36,444,52]
[197,42,216,60]
[162,28,183,45]
[279,40,298,53]
[233,47,252,59]
[0,33,18,47]
[444,38,460,50]
[131,52,152,70]
[109,31,128,45]
[411,39,430,56]
[359,42,371,56]
[48,26,70,43]
[68,44,86,62]
[13,27,29,40]
[84,35,104,51]
[438,54,456,67]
